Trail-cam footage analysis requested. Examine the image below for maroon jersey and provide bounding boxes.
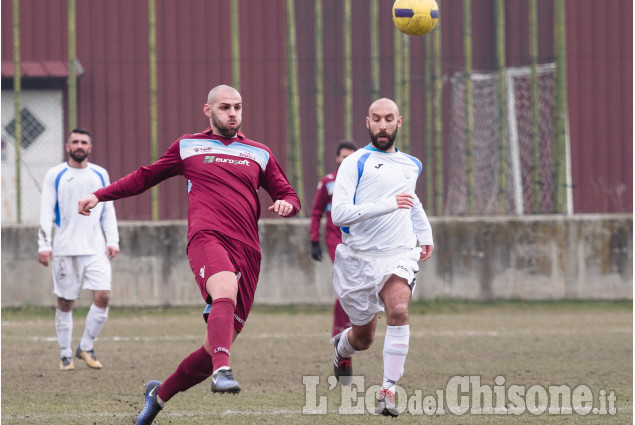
[309,170,342,261]
[94,127,300,252]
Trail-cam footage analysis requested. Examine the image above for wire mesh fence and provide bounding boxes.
[445,64,556,216]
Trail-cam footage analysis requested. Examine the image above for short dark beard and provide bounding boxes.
[212,112,241,138]
[69,150,89,163]
[369,128,397,151]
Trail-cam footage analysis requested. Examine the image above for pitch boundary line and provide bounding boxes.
[2,327,631,343]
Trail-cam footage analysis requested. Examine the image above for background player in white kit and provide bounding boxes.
[38,128,119,371]
[330,98,434,417]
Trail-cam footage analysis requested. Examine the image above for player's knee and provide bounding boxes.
[387,303,409,325]
[353,332,375,351]
[94,292,110,308]
[57,298,74,312]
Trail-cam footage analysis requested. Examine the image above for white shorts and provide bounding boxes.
[332,244,420,326]
[52,253,112,300]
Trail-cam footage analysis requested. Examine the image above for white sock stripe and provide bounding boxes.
[383,326,410,355]
[386,324,410,336]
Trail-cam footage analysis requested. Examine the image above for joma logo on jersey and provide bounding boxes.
[204,155,250,166]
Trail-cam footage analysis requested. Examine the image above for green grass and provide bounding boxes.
[1,301,632,424]
[2,299,631,320]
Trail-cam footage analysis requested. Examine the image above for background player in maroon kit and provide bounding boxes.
[309,141,357,339]
[78,85,300,425]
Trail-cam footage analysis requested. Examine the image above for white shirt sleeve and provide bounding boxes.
[99,170,119,248]
[410,194,434,246]
[38,168,57,253]
[331,156,398,227]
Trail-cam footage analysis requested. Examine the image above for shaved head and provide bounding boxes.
[368,98,399,118]
[207,85,241,105]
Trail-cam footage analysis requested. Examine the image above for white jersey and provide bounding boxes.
[331,143,433,252]
[38,162,119,256]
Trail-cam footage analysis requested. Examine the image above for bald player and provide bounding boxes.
[329,98,434,417]
[79,85,301,424]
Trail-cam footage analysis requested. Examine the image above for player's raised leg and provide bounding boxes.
[331,298,351,339]
[136,380,162,425]
[206,271,241,394]
[334,317,378,385]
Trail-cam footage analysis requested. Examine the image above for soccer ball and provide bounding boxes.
[392,0,439,36]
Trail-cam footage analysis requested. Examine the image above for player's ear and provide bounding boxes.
[366,116,370,129]
[203,103,212,118]
[397,116,403,128]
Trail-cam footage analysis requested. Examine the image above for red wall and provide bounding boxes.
[567,0,633,213]
[2,0,632,218]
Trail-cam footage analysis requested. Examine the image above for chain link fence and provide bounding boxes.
[445,64,558,215]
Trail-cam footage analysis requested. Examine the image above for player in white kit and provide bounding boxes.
[330,98,434,416]
[38,128,119,371]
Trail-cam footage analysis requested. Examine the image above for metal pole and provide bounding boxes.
[148,0,159,220]
[370,0,380,97]
[433,0,443,215]
[553,0,569,213]
[463,0,474,214]
[393,26,403,108]
[231,0,240,91]
[495,0,508,213]
[13,0,22,223]
[285,0,304,213]
[315,0,324,179]
[343,0,352,140]
[401,34,410,152]
[424,33,433,210]
[529,0,540,213]
[68,0,77,131]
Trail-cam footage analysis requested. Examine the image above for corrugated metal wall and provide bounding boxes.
[2,0,632,220]
[567,0,633,213]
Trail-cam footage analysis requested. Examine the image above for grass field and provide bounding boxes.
[1,300,632,424]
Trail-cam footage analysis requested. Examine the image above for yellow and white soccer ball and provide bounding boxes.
[392,0,439,36]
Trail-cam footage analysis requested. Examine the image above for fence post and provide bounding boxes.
[553,0,569,213]
[463,0,474,214]
[13,0,22,223]
[285,0,304,213]
[68,0,77,132]
[148,0,159,220]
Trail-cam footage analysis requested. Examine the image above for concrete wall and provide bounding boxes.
[2,215,632,307]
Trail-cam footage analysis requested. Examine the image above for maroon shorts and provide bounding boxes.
[188,230,261,333]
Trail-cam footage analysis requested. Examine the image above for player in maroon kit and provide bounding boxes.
[78,85,300,425]
[309,141,357,339]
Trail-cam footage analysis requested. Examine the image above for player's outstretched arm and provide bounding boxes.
[78,194,100,216]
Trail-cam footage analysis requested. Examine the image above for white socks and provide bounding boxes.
[80,304,109,352]
[55,309,73,358]
[382,325,410,391]
[336,328,357,358]
[336,325,411,391]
